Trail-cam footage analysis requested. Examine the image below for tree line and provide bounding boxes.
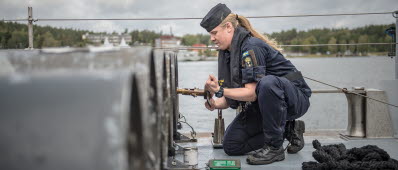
[0,21,90,49]
[269,24,395,55]
[0,21,395,56]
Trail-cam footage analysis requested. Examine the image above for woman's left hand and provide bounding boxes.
[205,74,219,94]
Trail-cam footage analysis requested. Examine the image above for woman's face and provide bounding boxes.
[209,22,234,50]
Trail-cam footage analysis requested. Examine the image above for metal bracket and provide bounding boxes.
[174,132,197,143]
[166,157,194,170]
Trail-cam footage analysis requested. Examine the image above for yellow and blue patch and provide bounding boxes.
[242,51,250,57]
[242,50,253,68]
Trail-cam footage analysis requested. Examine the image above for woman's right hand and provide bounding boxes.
[205,98,216,111]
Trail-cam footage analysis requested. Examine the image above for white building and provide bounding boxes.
[82,33,132,46]
[155,35,181,48]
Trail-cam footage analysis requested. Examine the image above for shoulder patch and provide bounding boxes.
[244,57,253,67]
[242,51,253,68]
[241,50,258,68]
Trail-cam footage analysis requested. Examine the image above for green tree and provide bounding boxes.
[348,40,356,55]
[338,39,347,53]
[42,31,60,47]
[302,36,317,53]
[358,35,369,54]
[181,34,200,46]
[290,38,301,53]
[7,30,27,48]
[328,37,337,54]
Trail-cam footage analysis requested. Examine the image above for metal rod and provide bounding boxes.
[312,89,344,93]
[155,43,398,51]
[395,10,398,79]
[5,11,393,22]
[28,7,33,49]
[176,88,205,97]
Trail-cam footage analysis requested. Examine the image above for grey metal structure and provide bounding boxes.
[0,47,164,170]
[381,10,398,138]
[0,71,132,170]
[312,87,394,139]
[365,89,394,138]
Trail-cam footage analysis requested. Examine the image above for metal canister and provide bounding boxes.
[183,147,198,166]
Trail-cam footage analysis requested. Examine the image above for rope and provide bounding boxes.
[1,11,394,22]
[303,76,398,108]
[302,139,398,169]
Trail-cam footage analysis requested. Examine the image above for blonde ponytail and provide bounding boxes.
[220,13,283,52]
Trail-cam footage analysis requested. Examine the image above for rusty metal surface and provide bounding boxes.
[176,88,205,97]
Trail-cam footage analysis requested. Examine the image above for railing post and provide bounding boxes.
[395,10,398,79]
[28,6,34,49]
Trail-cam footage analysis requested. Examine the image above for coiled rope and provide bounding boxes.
[302,139,398,169]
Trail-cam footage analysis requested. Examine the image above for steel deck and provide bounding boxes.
[176,132,398,170]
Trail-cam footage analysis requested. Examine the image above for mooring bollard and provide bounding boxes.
[343,87,366,138]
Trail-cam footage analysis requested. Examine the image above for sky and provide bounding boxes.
[0,0,397,36]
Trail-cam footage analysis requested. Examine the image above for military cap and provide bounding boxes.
[200,3,231,32]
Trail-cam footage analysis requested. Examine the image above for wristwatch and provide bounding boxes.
[215,86,224,98]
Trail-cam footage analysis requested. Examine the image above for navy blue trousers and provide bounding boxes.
[223,75,310,156]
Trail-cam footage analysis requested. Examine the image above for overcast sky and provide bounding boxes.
[1,0,397,36]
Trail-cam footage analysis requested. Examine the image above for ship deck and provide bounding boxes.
[176,131,398,169]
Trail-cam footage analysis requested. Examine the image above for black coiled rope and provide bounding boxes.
[302,140,398,170]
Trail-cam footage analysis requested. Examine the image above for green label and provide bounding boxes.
[213,160,236,167]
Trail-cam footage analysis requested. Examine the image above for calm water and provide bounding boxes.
[178,56,395,133]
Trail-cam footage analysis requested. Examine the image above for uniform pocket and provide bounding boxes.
[253,66,266,81]
[241,67,254,84]
[241,66,266,84]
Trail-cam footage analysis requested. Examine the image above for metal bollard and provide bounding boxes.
[343,87,366,137]
[212,109,225,149]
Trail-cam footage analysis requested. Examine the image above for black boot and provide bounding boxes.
[246,145,285,165]
[286,120,305,154]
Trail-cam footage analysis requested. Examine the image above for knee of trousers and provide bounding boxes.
[222,140,246,156]
[257,75,283,95]
[222,133,247,156]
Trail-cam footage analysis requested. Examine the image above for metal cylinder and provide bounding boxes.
[183,147,198,166]
[344,87,366,137]
[28,7,33,49]
[213,109,225,145]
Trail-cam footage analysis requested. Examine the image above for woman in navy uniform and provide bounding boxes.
[201,4,312,165]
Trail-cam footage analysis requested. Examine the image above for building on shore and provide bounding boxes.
[191,43,206,56]
[155,35,181,48]
[82,33,132,46]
